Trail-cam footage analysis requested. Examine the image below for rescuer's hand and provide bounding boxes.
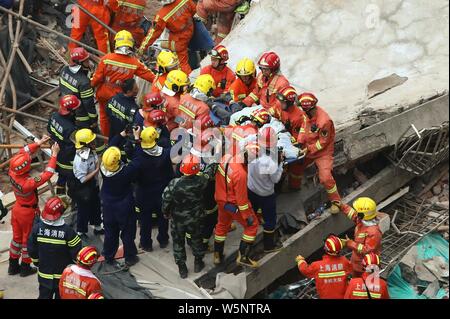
[37,135,51,146]
[246,216,254,227]
[132,126,142,140]
[51,142,60,156]
[295,255,305,264]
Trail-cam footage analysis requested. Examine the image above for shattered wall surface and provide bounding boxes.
[218,0,449,128]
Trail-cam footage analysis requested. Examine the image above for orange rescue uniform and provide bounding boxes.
[107,0,146,46]
[91,52,155,136]
[161,91,181,132]
[242,72,289,109]
[59,264,102,299]
[152,73,168,93]
[223,123,257,156]
[298,254,352,299]
[177,93,210,130]
[69,0,111,54]
[228,77,257,103]
[200,65,235,98]
[139,0,197,74]
[345,210,383,277]
[344,272,390,299]
[214,154,259,244]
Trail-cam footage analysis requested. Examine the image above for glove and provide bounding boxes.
[295,255,305,264]
[219,79,227,90]
[237,115,251,125]
[246,216,254,227]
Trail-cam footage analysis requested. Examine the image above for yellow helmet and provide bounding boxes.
[353,197,378,220]
[164,70,190,92]
[102,147,121,172]
[193,74,216,96]
[236,58,256,76]
[75,129,96,149]
[141,127,159,149]
[157,50,179,72]
[114,30,134,49]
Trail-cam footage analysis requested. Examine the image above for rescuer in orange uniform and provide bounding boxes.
[59,246,103,299]
[7,136,59,277]
[200,45,235,98]
[178,74,215,130]
[241,51,290,110]
[341,197,383,278]
[344,253,390,299]
[228,58,257,103]
[69,0,111,54]
[161,70,191,132]
[295,93,351,216]
[196,0,243,44]
[152,50,180,93]
[223,108,271,156]
[296,235,352,299]
[138,0,197,75]
[107,0,147,46]
[91,30,155,136]
[213,144,260,268]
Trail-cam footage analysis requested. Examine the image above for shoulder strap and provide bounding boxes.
[364,278,373,300]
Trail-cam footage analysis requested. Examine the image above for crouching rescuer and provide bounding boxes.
[162,154,217,278]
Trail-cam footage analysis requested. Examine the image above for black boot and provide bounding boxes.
[236,241,259,268]
[194,257,205,273]
[178,263,188,279]
[213,241,225,265]
[263,231,283,253]
[20,263,37,277]
[8,258,20,275]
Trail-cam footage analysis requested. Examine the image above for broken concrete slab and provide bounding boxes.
[415,260,438,283]
[423,256,449,282]
[367,73,409,99]
[422,280,440,299]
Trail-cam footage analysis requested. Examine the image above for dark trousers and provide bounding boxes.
[172,219,204,264]
[137,189,169,248]
[70,179,102,233]
[102,196,137,261]
[38,278,60,299]
[248,190,277,231]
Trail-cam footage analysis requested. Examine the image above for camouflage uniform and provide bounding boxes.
[162,163,218,265]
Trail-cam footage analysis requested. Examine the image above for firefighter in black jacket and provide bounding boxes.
[28,196,82,299]
[59,47,97,129]
[47,95,80,196]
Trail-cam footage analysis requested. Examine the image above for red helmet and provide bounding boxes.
[77,246,99,268]
[210,44,229,62]
[198,113,214,130]
[250,109,271,127]
[324,235,344,255]
[258,126,277,149]
[9,152,32,176]
[257,51,280,71]
[144,109,167,127]
[70,47,90,64]
[363,253,381,268]
[180,154,201,176]
[143,92,166,111]
[59,95,81,115]
[298,92,318,111]
[88,292,104,299]
[277,86,298,107]
[41,197,66,221]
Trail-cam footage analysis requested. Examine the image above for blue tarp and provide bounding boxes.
[387,233,449,299]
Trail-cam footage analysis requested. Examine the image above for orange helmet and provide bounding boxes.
[180,154,201,176]
[298,92,318,112]
[258,126,277,149]
[88,292,104,299]
[363,253,381,268]
[41,197,65,221]
[9,151,32,176]
[210,44,229,62]
[324,235,344,255]
[250,109,271,127]
[277,86,298,108]
[76,246,99,268]
[143,92,165,112]
[144,109,167,127]
[258,51,280,72]
[59,95,81,116]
